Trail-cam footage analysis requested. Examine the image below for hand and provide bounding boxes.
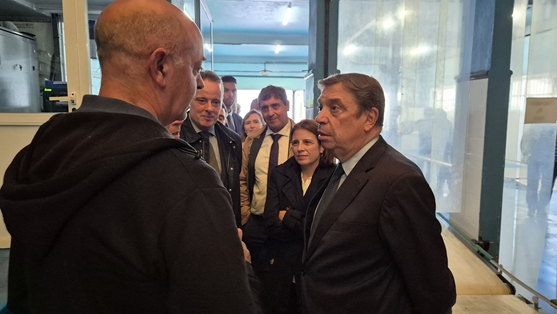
[237,228,251,264]
[278,210,287,221]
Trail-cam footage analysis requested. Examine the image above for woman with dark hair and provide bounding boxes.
[257,119,335,314]
[242,109,265,141]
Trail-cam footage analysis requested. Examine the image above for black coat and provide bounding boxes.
[302,136,456,314]
[0,96,257,313]
[180,118,243,227]
[256,157,334,314]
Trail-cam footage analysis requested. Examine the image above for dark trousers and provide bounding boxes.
[242,214,267,266]
[258,271,301,314]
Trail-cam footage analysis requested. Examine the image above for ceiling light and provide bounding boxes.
[275,45,281,54]
[343,45,355,55]
[204,43,213,52]
[282,3,292,26]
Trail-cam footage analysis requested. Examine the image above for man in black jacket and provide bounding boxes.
[180,70,243,227]
[0,0,258,313]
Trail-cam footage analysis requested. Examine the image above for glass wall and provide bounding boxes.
[501,0,557,312]
[337,0,475,213]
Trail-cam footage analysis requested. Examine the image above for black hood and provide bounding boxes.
[0,111,197,259]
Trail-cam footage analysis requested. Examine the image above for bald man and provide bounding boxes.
[0,1,258,313]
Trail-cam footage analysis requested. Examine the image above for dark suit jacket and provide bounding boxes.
[180,118,243,227]
[256,157,334,314]
[301,136,456,314]
[258,158,334,272]
[227,112,244,135]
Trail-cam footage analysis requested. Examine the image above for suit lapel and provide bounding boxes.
[303,166,332,208]
[303,137,389,262]
[282,160,304,211]
[305,173,369,257]
[180,118,202,144]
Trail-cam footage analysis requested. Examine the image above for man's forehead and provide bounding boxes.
[223,82,237,90]
[260,96,284,106]
[195,81,222,98]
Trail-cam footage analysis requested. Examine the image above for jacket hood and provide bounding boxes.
[0,111,196,259]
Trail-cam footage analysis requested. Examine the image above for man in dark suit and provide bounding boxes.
[240,85,296,265]
[302,73,456,314]
[180,70,242,227]
[222,75,244,134]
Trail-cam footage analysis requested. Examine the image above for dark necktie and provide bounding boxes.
[227,114,236,131]
[268,134,282,176]
[311,163,344,231]
[199,131,220,172]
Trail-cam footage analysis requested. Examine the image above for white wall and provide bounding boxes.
[0,114,52,248]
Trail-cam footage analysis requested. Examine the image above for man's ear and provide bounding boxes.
[364,107,379,132]
[285,100,290,111]
[149,48,169,88]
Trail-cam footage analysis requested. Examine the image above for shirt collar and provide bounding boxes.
[341,136,379,177]
[265,121,291,138]
[191,119,216,136]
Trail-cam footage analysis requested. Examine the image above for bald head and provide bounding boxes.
[95,0,198,67]
[94,0,205,126]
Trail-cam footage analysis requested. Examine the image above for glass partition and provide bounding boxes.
[501,0,557,312]
[199,0,213,70]
[337,0,474,213]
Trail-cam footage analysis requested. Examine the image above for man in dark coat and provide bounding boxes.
[180,70,243,227]
[302,73,456,314]
[0,1,258,313]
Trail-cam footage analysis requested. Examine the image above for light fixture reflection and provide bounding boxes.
[343,45,355,55]
[204,43,213,52]
[383,18,394,29]
[397,9,407,20]
[282,3,292,26]
[410,46,429,56]
[275,45,281,54]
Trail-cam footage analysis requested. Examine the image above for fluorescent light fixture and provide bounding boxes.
[397,9,407,20]
[204,43,213,52]
[343,45,355,55]
[275,45,281,54]
[282,3,292,26]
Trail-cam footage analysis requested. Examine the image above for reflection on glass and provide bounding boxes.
[501,0,557,312]
[337,0,472,213]
[200,0,213,70]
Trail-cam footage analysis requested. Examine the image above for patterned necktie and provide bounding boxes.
[268,134,282,176]
[199,131,220,172]
[311,163,344,231]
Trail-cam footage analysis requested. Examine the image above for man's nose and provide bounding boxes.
[196,76,204,90]
[315,111,325,123]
